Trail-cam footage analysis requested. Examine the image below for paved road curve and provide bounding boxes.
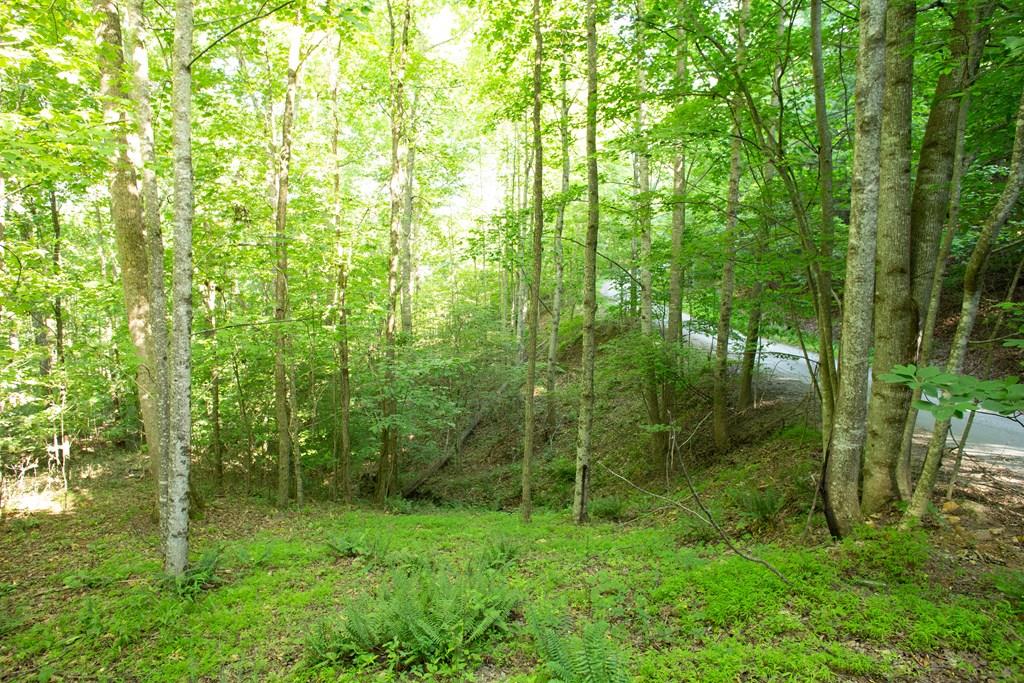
[598,281,1024,473]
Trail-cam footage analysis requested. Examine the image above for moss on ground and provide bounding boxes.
[1,440,1021,681]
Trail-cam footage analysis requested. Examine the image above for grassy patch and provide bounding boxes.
[1,448,1021,681]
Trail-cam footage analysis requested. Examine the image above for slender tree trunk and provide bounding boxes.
[737,281,763,410]
[330,44,352,503]
[862,0,916,515]
[48,192,63,365]
[823,0,886,539]
[274,21,302,508]
[663,31,688,451]
[634,1,665,465]
[904,87,1024,523]
[377,0,409,504]
[521,0,544,524]
[231,351,257,494]
[400,91,417,337]
[810,0,837,450]
[545,64,569,434]
[908,3,991,320]
[94,0,161,514]
[574,0,599,525]
[124,0,170,528]
[516,129,531,363]
[204,284,224,490]
[288,366,303,507]
[712,0,749,453]
[165,0,193,577]
[897,4,991,497]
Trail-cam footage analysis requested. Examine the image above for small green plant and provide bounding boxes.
[307,564,519,671]
[732,487,785,528]
[841,526,928,583]
[325,532,392,564]
[547,456,577,484]
[530,616,630,683]
[167,548,224,600]
[590,496,627,522]
[676,507,722,544]
[232,544,271,569]
[384,496,415,515]
[476,536,520,570]
[62,570,116,590]
[988,569,1024,615]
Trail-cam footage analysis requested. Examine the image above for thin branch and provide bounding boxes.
[193,315,318,336]
[188,0,294,69]
[673,414,793,585]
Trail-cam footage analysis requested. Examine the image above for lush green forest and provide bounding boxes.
[2,0,1024,679]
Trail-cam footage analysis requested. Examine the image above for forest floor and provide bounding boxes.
[2,435,1023,682]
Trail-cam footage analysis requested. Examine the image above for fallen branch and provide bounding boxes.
[597,413,791,586]
[672,415,792,585]
[402,379,513,497]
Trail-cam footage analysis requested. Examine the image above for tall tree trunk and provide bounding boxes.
[400,91,417,337]
[823,0,887,539]
[204,284,224,490]
[737,282,763,410]
[908,3,991,320]
[904,88,1024,522]
[274,21,302,508]
[897,3,992,497]
[166,0,194,577]
[516,129,531,363]
[574,0,599,525]
[862,0,916,515]
[377,0,409,504]
[712,0,749,453]
[521,0,544,524]
[545,64,569,433]
[288,366,303,507]
[810,0,837,450]
[22,217,52,378]
[231,351,257,493]
[124,0,170,529]
[48,191,63,366]
[634,0,665,465]
[94,0,161,513]
[330,43,352,503]
[663,30,688,454]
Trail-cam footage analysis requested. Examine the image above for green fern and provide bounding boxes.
[530,617,629,683]
[306,563,519,671]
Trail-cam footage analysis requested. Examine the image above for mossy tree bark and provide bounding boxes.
[862,0,916,515]
[904,87,1024,523]
[823,0,886,539]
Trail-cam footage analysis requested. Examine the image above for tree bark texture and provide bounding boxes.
[823,0,886,539]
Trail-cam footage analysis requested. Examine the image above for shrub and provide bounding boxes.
[476,537,520,570]
[732,487,785,528]
[166,548,223,600]
[325,532,392,565]
[676,504,724,544]
[530,616,630,683]
[307,564,519,671]
[988,569,1024,615]
[590,496,627,522]
[384,496,415,515]
[548,456,578,484]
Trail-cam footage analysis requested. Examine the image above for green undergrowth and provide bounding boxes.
[2,482,1021,682]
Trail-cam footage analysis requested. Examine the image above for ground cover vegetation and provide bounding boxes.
[2,0,1024,679]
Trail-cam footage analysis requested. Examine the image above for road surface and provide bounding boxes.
[597,281,1024,473]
